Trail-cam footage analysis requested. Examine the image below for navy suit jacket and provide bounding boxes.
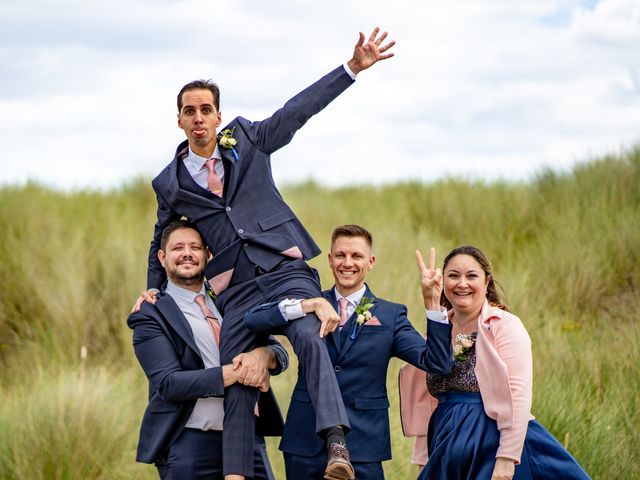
[245,285,453,463]
[147,66,355,291]
[128,291,286,464]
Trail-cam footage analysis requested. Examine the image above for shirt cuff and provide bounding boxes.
[278,299,305,321]
[426,307,449,324]
[343,63,357,80]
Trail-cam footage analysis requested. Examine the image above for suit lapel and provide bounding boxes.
[338,310,355,348]
[155,294,200,357]
[323,290,341,354]
[336,286,377,362]
[162,151,181,204]
[220,146,239,202]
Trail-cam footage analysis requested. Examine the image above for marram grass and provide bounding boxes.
[1,149,639,479]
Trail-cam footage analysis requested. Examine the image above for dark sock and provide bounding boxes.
[325,426,345,447]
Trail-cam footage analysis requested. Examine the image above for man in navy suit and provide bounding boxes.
[245,225,453,479]
[135,28,396,480]
[128,220,289,479]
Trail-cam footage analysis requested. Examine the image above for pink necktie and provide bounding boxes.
[195,294,221,346]
[204,158,223,197]
[338,298,349,328]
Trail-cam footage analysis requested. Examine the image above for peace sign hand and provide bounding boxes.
[415,247,443,310]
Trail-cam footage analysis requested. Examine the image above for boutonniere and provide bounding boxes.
[350,296,375,340]
[355,296,374,326]
[453,332,477,361]
[218,127,239,160]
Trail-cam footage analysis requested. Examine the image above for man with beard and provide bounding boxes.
[128,220,288,479]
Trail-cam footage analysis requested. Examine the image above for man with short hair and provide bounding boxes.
[135,28,396,480]
[245,225,453,479]
[128,220,288,480]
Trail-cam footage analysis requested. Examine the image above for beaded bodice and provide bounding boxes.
[427,344,480,395]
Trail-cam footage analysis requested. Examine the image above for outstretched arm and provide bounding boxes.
[243,27,396,155]
[346,27,396,75]
[244,298,340,337]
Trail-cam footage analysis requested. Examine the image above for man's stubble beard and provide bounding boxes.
[176,272,204,287]
[167,265,205,288]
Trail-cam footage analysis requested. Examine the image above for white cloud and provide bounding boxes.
[0,0,639,190]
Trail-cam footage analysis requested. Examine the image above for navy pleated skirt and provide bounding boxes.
[417,392,591,480]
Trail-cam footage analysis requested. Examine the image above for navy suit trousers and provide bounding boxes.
[156,429,275,480]
[215,259,349,477]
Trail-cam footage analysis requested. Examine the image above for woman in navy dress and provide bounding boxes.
[402,245,590,480]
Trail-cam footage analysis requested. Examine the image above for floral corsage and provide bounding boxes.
[218,127,239,160]
[453,332,477,361]
[350,296,374,340]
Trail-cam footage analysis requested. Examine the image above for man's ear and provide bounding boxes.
[158,249,166,267]
[368,254,377,270]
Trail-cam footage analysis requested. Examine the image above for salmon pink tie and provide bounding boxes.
[204,158,223,197]
[338,297,349,329]
[195,294,221,346]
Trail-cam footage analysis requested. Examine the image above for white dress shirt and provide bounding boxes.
[165,280,225,431]
[183,145,225,191]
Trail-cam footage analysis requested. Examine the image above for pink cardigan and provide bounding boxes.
[399,301,534,464]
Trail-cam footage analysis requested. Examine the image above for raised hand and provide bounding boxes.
[347,27,395,74]
[415,247,443,310]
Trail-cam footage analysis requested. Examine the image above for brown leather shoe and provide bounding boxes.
[324,443,355,480]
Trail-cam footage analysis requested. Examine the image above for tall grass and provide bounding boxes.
[1,149,638,479]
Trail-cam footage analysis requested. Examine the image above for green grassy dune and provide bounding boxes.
[1,148,638,479]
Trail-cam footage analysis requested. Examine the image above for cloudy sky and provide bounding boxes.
[1,0,639,190]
